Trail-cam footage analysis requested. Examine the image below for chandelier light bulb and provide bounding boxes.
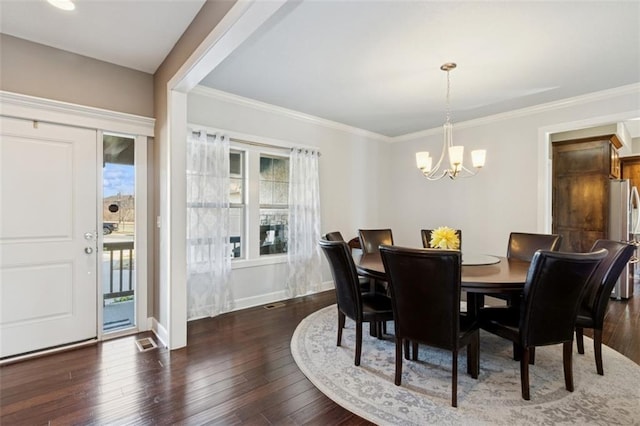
[416,152,432,172]
[448,146,464,167]
[472,149,487,168]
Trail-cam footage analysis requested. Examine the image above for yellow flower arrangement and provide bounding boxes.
[429,226,460,250]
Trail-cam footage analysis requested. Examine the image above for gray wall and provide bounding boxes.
[0,34,153,117]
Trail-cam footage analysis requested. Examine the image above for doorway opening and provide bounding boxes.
[102,133,136,332]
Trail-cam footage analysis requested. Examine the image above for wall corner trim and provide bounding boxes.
[191,85,392,142]
[391,83,640,143]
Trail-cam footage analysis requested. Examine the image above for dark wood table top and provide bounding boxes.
[354,251,530,294]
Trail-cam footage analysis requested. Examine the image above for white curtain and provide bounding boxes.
[287,148,322,297]
[186,132,234,319]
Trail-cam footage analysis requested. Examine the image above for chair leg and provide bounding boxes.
[563,341,574,392]
[594,329,604,375]
[576,327,585,354]
[514,343,534,364]
[411,341,419,361]
[395,337,403,385]
[467,332,479,379]
[369,322,377,337]
[382,321,387,335]
[337,311,345,346]
[520,346,530,400]
[355,322,363,366]
[451,349,458,407]
[513,342,521,361]
[403,339,410,360]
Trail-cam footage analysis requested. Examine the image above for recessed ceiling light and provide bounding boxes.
[47,0,75,11]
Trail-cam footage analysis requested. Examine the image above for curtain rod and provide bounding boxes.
[192,130,320,156]
[230,137,291,152]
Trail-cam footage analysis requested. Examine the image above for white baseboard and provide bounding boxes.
[151,317,169,349]
[233,281,335,311]
[233,290,289,311]
[320,280,334,292]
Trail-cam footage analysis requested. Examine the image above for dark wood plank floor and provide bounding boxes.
[2,283,638,425]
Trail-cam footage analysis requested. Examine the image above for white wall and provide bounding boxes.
[187,87,390,310]
[384,86,640,256]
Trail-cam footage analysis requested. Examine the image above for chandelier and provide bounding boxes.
[415,63,486,180]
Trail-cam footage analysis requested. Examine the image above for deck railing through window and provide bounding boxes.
[103,241,134,301]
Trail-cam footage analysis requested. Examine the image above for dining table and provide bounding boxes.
[353,251,531,319]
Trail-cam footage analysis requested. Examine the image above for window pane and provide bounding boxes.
[230,177,243,204]
[230,152,242,175]
[230,206,244,259]
[259,208,288,255]
[230,151,243,203]
[260,155,289,206]
[102,134,136,333]
[273,182,288,204]
[272,157,289,182]
[259,155,289,256]
[229,150,245,259]
[260,180,273,205]
[260,156,273,180]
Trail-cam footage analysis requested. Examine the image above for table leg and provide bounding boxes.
[466,293,484,321]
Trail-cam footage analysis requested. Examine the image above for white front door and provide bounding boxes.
[0,116,98,359]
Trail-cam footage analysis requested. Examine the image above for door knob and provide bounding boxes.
[84,232,96,240]
[84,247,94,254]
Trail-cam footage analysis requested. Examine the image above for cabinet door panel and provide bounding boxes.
[552,137,613,253]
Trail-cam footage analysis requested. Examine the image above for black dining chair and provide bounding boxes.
[498,232,563,308]
[575,239,635,375]
[478,249,607,400]
[421,229,462,249]
[358,229,394,254]
[323,231,385,294]
[323,231,345,242]
[507,232,562,261]
[358,229,393,296]
[380,245,479,408]
[318,239,394,366]
[323,231,363,254]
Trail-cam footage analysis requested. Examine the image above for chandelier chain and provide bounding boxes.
[445,68,452,126]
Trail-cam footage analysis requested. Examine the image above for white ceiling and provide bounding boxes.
[1,1,639,138]
[200,1,640,137]
[0,0,206,73]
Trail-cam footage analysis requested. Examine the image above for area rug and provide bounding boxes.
[291,305,640,425]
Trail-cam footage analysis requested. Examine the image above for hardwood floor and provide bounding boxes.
[2,284,638,425]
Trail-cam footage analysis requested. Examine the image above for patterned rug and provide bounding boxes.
[291,305,640,425]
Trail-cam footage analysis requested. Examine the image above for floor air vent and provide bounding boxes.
[135,337,158,352]
[264,302,285,310]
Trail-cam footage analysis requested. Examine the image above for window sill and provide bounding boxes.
[232,255,287,269]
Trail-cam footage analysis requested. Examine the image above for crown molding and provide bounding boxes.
[0,91,155,136]
[391,83,640,143]
[193,83,639,145]
[191,85,391,142]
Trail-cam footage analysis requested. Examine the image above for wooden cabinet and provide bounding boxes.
[621,155,640,189]
[552,135,621,252]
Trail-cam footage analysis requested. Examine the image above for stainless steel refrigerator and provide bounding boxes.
[609,179,639,299]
